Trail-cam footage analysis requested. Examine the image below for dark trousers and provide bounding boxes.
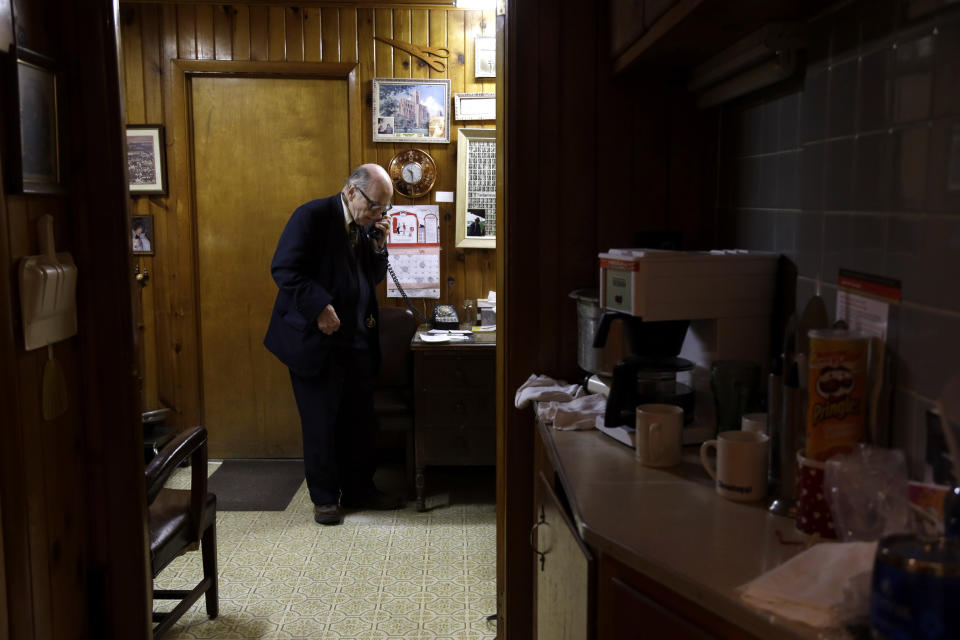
[289,347,378,505]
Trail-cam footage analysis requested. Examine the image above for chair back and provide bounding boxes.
[377,307,418,388]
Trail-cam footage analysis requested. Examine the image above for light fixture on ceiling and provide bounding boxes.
[689,22,804,109]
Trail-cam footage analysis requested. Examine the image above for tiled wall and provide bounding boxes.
[719,0,960,476]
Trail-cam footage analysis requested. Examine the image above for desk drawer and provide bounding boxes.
[418,353,494,391]
[417,391,493,430]
[416,427,495,465]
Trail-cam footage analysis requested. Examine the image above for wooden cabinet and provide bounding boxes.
[412,338,495,510]
[533,471,593,640]
[533,423,762,640]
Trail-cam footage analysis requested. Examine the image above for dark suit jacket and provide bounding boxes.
[263,194,388,376]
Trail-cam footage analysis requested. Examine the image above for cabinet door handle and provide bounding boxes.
[529,506,549,571]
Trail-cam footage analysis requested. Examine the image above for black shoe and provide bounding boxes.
[340,489,404,510]
[313,503,343,525]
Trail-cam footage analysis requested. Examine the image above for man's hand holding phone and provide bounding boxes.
[372,213,390,250]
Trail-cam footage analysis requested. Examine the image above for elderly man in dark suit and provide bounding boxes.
[264,163,402,525]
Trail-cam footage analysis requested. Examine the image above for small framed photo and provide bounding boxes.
[454,92,496,121]
[126,124,168,196]
[7,47,63,194]
[131,214,155,255]
[474,37,496,78]
[372,78,450,144]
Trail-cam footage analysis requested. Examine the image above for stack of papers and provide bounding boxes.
[418,330,471,343]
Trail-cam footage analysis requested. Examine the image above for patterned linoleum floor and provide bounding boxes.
[156,463,497,639]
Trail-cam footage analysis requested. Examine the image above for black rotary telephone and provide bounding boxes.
[430,304,460,330]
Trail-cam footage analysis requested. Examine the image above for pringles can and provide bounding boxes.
[870,534,960,639]
[806,329,868,460]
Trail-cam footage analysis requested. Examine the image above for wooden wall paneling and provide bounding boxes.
[232,4,250,61]
[389,7,411,210]
[170,56,204,430]
[500,0,542,636]
[285,7,303,61]
[268,6,284,60]
[556,2,600,383]
[444,9,464,310]
[20,349,52,640]
[141,5,163,123]
[158,4,180,418]
[0,200,35,640]
[357,7,376,168]
[195,4,214,59]
[535,5,561,377]
[141,4,165,411]
[373,8,394,176]
[212,4,232,60]
[461,9,486,306]
[303,8,322,61]
[321,8,340,62]
[340,7,358,63]
[177,4,196,58]
[0,108,21,640]
[121,6,146,123]
[249,6,267,61]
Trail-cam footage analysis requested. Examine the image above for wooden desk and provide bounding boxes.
[411,327,496,511]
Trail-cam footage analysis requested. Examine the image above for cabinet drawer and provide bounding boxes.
[416,427,495,465]
[417,391,494,429]
[418,353,494,391]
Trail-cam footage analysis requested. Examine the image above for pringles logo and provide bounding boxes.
[811,365,859,423]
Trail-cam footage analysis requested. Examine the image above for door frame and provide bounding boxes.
[168,60,363,431]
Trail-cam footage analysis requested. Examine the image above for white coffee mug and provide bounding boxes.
[635,404,684,468]
[741,412,768,434]
[700,430,769,501]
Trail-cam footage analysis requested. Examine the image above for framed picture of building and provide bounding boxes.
[126,124,167,195]
[372,78,450,144]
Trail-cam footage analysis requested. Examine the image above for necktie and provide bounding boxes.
[348,221,359,250]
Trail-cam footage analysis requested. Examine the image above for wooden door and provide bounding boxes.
[191,75,350,458]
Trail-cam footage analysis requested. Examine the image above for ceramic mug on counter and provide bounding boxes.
[635,404,684,468]
[740,412,768,434]
[700,430,769,502]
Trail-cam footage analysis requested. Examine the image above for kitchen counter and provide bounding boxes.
[537,420,852,640]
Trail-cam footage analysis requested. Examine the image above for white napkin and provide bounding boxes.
[514,373,582,409]
[739,541,877,628]
[537,393,607,431]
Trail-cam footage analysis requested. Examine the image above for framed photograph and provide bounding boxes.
[7,47,63,194]
[454,92,496,121]
[455,128,496,249]
[474,37,496,78]
[131,214,155,255]
[372,78,450,144]
[126,124,168,195]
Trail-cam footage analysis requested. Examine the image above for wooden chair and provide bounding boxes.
[145,426,218,638]
[375,307,419,493]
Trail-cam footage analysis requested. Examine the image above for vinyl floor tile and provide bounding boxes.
[156,464,496,640]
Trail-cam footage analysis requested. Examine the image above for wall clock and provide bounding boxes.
[387,149,437,199]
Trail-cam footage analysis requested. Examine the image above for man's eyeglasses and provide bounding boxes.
[353,185,392,214]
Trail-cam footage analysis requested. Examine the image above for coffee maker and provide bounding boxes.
[596,249,778,444]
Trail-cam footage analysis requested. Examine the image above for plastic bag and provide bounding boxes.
[824,444,910,541]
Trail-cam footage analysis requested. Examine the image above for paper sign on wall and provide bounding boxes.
[386,205,440,299]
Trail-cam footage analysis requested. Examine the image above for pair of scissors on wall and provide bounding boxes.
[373,36,450,73]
